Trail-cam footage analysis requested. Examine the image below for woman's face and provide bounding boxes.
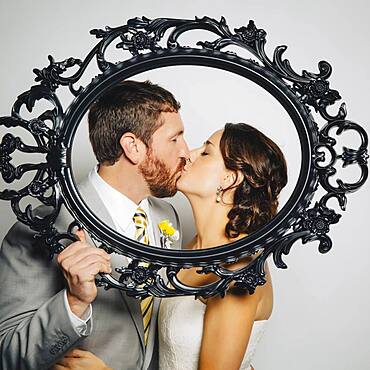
[177,129,230,198]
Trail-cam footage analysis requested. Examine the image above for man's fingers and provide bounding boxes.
[57,229,95,261]
[64,348,88,358]
[60,248,110,271]
[54,357,72,366]
[51,365,68,370]
[71,254,111,272]
[76,228,86,242]
[57,241,87,262]
[65,348,95,358]
[61,348,78,358]
[68,256,112,277]
[87,261,113,276]
[58,244,110,266]
[76,262,112,282]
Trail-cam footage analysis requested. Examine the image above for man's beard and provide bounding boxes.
[139,149,186,198]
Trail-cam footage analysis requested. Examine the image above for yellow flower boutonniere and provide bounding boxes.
[158,219,179,248]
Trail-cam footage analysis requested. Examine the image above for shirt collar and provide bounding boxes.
[88,165,149,233]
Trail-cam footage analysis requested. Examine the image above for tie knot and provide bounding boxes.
[133,207,148,229]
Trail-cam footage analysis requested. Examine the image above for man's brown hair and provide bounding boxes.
[88,80,181,165]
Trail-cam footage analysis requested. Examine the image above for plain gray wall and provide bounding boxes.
[0,1,369,369]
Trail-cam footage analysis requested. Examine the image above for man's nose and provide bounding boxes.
[181,140,191,160]
[189,148,199,163]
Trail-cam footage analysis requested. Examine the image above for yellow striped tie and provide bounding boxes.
[133,207,153,346]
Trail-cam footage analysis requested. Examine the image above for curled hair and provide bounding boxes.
[220,123,288,238]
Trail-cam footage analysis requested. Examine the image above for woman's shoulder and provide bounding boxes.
[204,260,273,320]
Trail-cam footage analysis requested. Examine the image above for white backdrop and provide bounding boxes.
[0,1,369,369]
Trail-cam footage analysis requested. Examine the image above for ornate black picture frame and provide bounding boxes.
[0,16,368,298]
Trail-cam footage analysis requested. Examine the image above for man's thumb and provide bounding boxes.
[76,228,86,242]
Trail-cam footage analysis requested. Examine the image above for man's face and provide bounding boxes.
[139,112,190,198]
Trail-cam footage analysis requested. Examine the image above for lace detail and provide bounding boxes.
[158,295,268,370]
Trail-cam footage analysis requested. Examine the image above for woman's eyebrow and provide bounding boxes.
[204,140,214,146]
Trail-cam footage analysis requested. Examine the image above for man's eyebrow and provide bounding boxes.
[172,130,184,137]
[205,140,214,146]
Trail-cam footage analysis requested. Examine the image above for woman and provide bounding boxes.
[54,122,287,370]
[158,122,287,370]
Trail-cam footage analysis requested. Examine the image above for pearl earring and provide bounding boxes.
[216,186,223,203]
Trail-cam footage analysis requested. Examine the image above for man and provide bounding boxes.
[0,80,190,370]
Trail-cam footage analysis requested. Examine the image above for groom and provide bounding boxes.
[0,80,190,370]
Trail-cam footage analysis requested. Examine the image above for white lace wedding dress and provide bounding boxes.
[158,295,268,370]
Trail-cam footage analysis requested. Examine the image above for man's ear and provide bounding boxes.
[119,133,146,165]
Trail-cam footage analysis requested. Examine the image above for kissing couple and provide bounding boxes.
[0,80,287,370]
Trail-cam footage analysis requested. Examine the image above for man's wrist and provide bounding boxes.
[66,290,90,318]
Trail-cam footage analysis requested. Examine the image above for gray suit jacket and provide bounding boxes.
[0,176,182,370]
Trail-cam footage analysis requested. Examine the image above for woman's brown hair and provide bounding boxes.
[220,123,288,238]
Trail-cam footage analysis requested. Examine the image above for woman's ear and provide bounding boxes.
[119,133,146,165]
[222,170,243,189]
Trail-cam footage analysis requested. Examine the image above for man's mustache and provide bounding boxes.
[172,157,187,182]
[177,157,187,173]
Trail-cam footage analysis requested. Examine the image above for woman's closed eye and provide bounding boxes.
[201,151,209,156]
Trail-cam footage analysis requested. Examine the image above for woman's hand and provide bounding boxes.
[52,349,112,370]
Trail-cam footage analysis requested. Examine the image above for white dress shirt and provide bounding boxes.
[64,165,157,334]
[88,165,156,243]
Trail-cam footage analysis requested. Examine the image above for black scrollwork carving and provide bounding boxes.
[33,55,83,91]
[0,17,368,298]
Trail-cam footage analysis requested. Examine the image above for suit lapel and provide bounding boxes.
[77,177,145,354]
[77,177,115,229]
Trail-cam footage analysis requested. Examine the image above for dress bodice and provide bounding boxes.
[158,295,268,370]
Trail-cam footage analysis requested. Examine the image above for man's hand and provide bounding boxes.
[51,348,112,370]
[57,229,112,318]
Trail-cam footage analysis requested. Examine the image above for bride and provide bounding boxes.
[54,122,287,370]
[158,122,287,370]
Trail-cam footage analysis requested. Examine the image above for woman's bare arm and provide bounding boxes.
[177,255,254,288]
[198,287,260,370]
